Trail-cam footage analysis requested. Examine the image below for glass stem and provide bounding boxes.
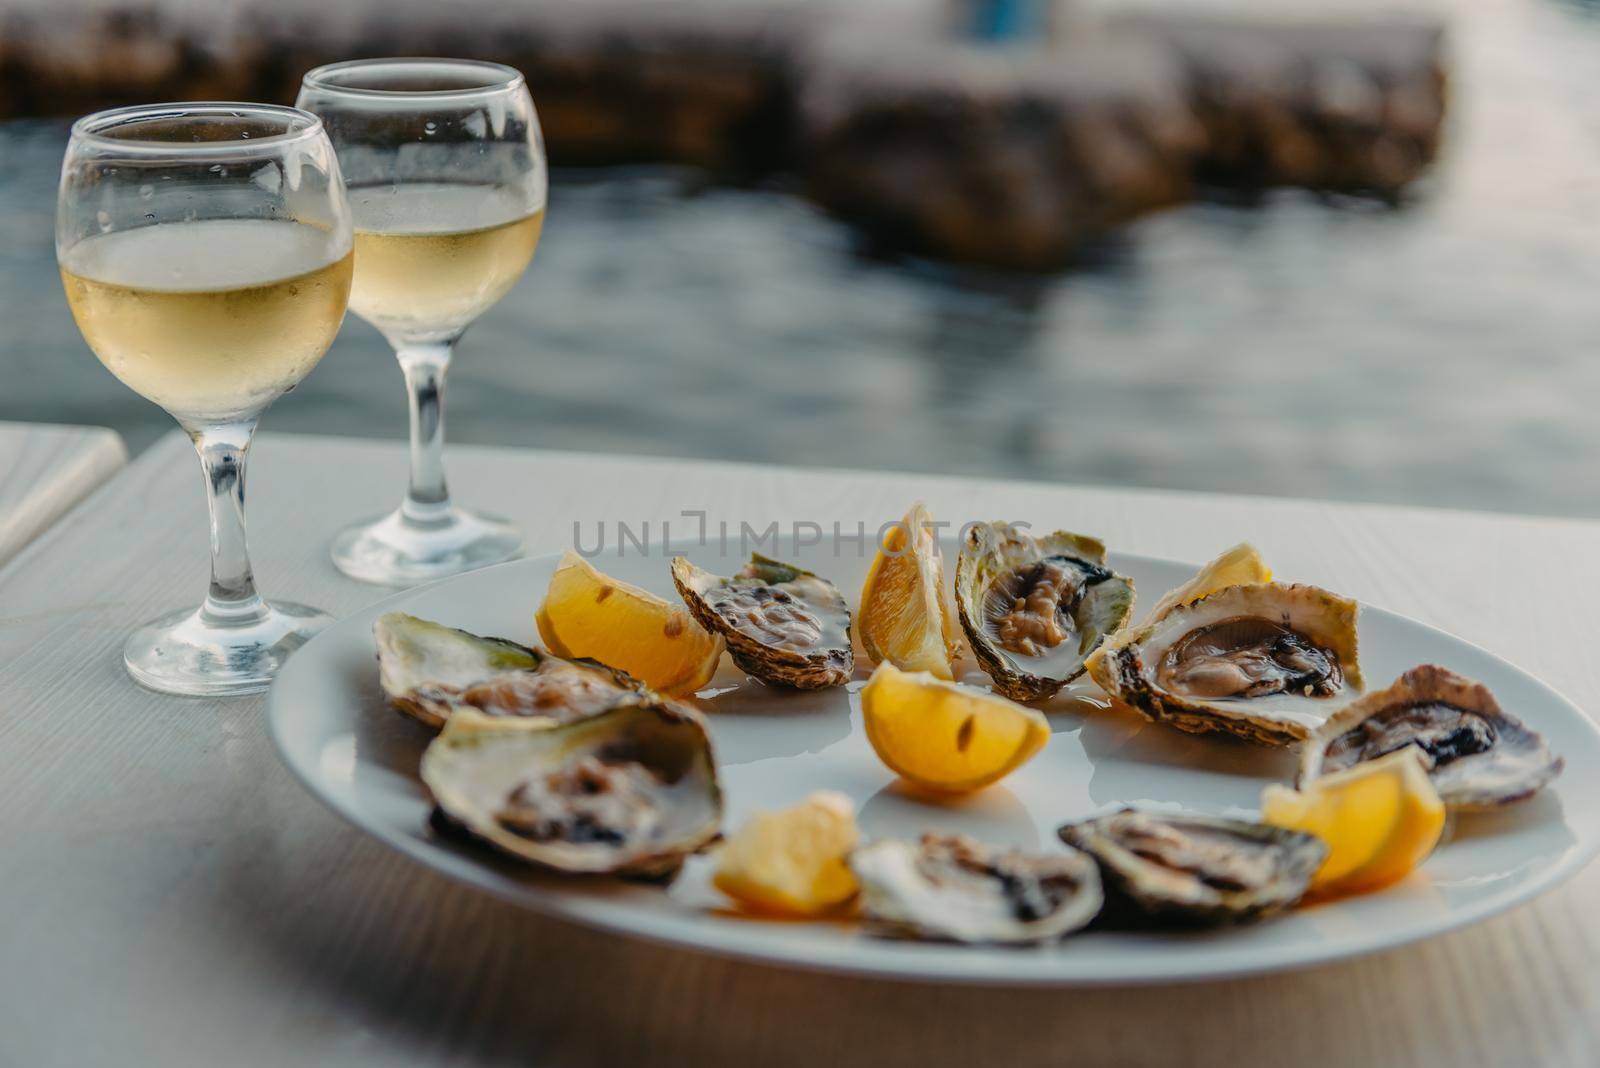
[187,418,268,628]
[397,341,455,526]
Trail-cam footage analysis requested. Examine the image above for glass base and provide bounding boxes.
[330,506,523,586]
[123,600,333,697]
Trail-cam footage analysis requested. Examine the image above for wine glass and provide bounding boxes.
[297,59,547,585]
[57,103,354,696]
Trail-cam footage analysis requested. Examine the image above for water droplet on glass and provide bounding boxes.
[209,164,225,174]
[138,184,153,199]
[144,213,156,221]
[424,121,438,135]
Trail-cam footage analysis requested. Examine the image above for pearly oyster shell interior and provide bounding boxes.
[955,521,1135,702]
[422,702,723,878]
[671,554,853,688]
[849,833,1103,944]
[374,612,645,729]
[1300,664,1563,810]
[1088,581,1363,746]
[1059,808,1327,925]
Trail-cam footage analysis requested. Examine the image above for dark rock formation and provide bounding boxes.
[1117,13,1447,194]
[0,2,800,170]
[0,1,1448,267]
[796,24,1206,268]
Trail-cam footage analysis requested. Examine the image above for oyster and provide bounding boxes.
[1058,808,1326,925]
[955,522,1136,702]
[1088,581,1363,746]
[1300,665,1563,810]
[849,833,1102,944]
[671,554,852,688]
[421,702,723,878]
[375,612,644,729]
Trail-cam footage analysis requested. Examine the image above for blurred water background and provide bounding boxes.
[6,0,1600,516]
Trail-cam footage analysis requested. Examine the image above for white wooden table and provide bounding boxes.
[2,429,1598,1067]
[0,421,126,568]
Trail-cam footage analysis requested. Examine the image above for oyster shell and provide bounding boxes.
[955,522,1136,702]
[421,701,723,878]
[671,554,853,688]
[1300,665,1563,810]
[1058,808,1326,925]
[374,612,644,729]
[1088,581,1363,746]
[849,833,1102,944]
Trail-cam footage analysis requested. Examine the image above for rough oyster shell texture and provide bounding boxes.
[1088,580,1363,746]
[672,554,853,689]
[1059,808,1327,925]
[1300,664,1563,810]
[422,701,724,878]
[374,612,645,729]
[955,522,1136,702]
[850,833,1103,944]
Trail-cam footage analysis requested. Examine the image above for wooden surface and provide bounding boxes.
[3,429,1599,1067]
[0,421,125,568]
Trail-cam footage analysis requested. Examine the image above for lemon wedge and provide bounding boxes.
[536,551,723,695]
[1261,746,1445,897]
[713,791,861,916]
[862,662,1050,794]
[858,502,958,679]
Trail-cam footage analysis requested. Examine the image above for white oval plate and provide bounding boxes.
[269,543,1600,986]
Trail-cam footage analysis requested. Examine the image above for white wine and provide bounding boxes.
[347,183,543,340]
[61,220,353,419]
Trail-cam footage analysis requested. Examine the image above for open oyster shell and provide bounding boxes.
[1300,665,1563,810]
[1088,581,1363,746]
[374,612,645,729]
[1058,809,1326,925]
[849,833,1102,944]
[421,702,723,878]
[671,554,853,689]
[955,522,1136,702]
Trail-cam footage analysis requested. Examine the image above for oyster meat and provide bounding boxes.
[1088,580,1363,746]
[375,612,645,729]
[849,833,1102,944]
[955,522,1136,702]
[1301,664,1563,809]
[1059,808,1326,925]
[421,701,723,878]
[671,554,853,688]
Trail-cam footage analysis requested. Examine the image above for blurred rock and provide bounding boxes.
[1113,13,1447,193]
[0,0,801,169]
[797,26,1205,268]
[0,0,1448,266]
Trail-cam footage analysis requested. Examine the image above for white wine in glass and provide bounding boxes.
[299,59,549,586]
[348,182,544,339]
[62,220,352,419]
[57,103,354,696]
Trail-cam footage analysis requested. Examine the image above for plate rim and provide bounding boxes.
[268,545,1600,987]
